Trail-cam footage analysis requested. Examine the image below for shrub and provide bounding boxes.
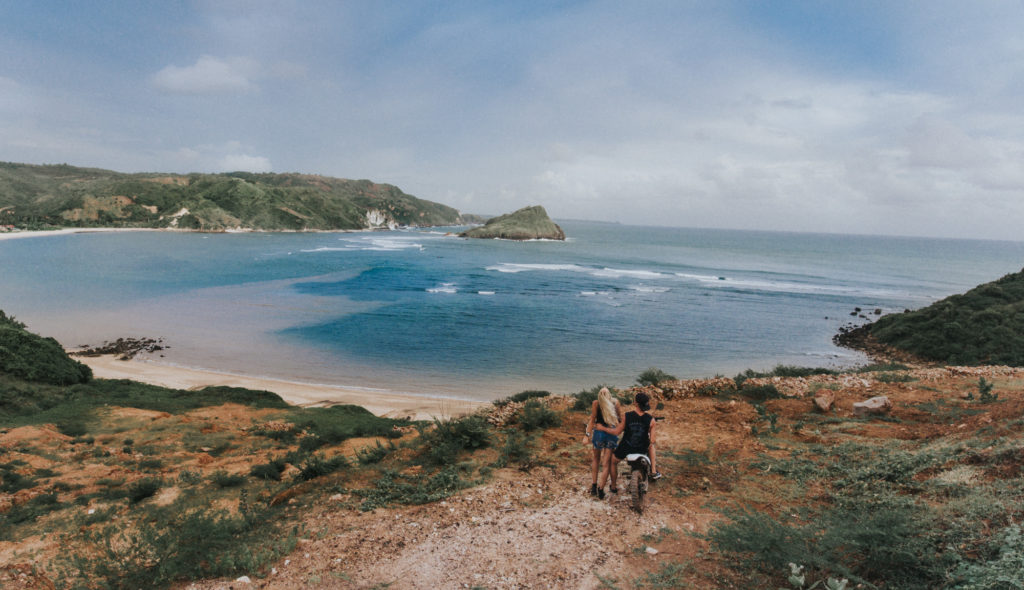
[354,466,471,511]
[518,400,559,432]
[419,415,491,466]
[495,429,535,467]
[637,367,677,387]
[356,441,394,465]
[571,385,628,412]
[127,477,162,504]
[61,505,294,589]
[493,390,551,407]
[296,454,348,481]
[738,383,782,402]
[210,471,246,488]
[875,372,917,383]
[249,459,287,481]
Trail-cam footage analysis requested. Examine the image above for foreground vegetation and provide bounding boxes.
[0,161,464,231]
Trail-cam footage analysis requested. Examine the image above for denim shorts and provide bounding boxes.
[592,430,618,449]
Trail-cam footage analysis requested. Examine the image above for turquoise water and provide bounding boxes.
[1,222,1022,400]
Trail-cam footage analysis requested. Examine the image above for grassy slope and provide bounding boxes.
[460,205,565,240]
[0,162,462,231]
[869,267,1024,365]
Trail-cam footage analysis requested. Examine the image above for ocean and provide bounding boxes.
[2,221,1022,401]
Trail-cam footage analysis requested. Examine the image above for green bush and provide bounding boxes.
[495,429,535,467]
[493,390,551,407]
[60,504,294,589]
[518,400,559,432]
[249,459,286,481]
[570,385,628,412]
[127,478,162,504]
[210,471,246,488]
[709,490,942,588]
[289,404,404,450]
[296,454,348,481]
[419,415,491,466]
[637,367,677,387]
[738,383,782,402]
[356,441,395,465]
[354,466,471,511]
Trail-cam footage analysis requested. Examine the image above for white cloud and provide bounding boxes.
[151,56,258,94]
[218,153,272,172]
[166,142,271,173]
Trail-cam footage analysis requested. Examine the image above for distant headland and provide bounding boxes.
[0,161,468,232]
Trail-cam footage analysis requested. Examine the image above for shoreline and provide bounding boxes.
[0,227,165,241]
[76,354,486,420]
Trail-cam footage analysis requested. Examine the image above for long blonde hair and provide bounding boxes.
[598,387,619,426]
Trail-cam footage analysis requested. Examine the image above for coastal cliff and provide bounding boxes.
[0,161,464,231]
[459,205,565,240]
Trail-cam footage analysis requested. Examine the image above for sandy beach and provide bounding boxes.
[76,354,486,420]
[0,227,165,241]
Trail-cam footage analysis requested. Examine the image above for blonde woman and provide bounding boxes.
[583,387,624,499]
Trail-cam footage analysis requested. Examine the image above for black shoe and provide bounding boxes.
[609,485,619,494]
[598,488,605,500]
[590,483,598,496]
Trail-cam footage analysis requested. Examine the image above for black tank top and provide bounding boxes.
[622,411,653,450]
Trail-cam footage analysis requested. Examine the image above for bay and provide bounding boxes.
[1,221,1022,400]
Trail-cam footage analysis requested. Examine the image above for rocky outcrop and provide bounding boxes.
[459,205,565,241]
[853,395,893,417]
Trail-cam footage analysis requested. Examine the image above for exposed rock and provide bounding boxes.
[853,396,893,417]
[71,337,166,360]
[813,390,836,412]
[459,205,565,241]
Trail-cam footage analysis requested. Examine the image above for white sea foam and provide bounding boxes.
[486,263,588,273]
[675,272,906,298]
[477,291,496,295]
[592,268,666,279]
[629,285,671,293]
[487,262,668,281]
[427,283,458,294]
[300,246,352,253]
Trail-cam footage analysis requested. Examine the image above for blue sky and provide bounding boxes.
[2,1,1023,240]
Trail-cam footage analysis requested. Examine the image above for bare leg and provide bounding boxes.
[602,455,621,491]
[590,447,601,485]
[649,443,658,475]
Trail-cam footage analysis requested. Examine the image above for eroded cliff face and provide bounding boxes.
[459,205,565,240]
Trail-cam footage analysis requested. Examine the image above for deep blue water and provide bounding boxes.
[1,222,1022,399]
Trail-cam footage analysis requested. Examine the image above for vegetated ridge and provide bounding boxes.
[459,204,566,240]
[0,161,464,231]
[836,266,1024,366]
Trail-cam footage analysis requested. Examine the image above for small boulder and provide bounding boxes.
[853,396,892,417]
[813,390,836,413]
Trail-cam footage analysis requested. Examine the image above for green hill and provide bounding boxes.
[0,162,463,231]
[0,311,92,385]
[867,267,1024,365]
[459,205,565,240]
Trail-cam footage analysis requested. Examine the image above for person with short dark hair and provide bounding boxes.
[594,392,661,494]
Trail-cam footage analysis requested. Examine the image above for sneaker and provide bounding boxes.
[609,485,619,494]
[598,488,606,500]
[589,483,598,496]
[651,471,663,480]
